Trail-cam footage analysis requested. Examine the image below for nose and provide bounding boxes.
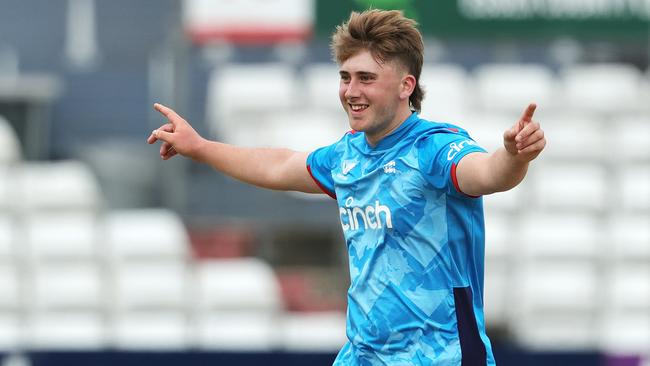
[344,79,360,100]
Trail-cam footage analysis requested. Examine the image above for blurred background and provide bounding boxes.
[0,0,648,365]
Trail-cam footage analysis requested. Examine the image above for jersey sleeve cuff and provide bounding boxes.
[450,148,486,198]
[307,165,337,199]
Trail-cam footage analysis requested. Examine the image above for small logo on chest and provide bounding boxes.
[383,161,397,174]
[342,160,358,175]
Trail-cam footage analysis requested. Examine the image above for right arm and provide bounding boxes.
[147,103,323,194]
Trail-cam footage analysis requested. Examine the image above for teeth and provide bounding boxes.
[350,104,368,111]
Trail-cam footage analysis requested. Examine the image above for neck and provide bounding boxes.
[365,105,413,147]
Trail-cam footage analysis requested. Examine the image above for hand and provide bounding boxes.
[503,103,546,162]
[147,103,205,160]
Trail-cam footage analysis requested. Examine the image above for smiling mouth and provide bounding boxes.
[349,104,369,112]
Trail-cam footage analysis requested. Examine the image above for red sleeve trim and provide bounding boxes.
[451,162,480,199]
[307,165,337,200]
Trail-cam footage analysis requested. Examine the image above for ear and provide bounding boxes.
[399,74,417,101]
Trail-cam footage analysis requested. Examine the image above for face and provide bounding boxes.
[338,49,414,145]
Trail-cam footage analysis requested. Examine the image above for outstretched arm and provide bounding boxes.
[146,103,323,193]
[456,103,546,196]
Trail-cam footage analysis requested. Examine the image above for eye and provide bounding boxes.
[359,74,374,83]
[340,74,350,83]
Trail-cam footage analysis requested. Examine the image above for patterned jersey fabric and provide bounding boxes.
[307,112,496,365]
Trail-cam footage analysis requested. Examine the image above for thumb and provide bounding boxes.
[503,125,518,141]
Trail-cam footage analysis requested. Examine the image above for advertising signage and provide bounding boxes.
[316,0,650,41]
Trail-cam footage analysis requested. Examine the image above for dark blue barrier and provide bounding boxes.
[19,348,643,366]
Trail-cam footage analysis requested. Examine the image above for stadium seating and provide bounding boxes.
[614,114,650,160]
[25,212,99,262]
[14,161,102,213]
[206,63,298,146]
[618,164,650,211]
[302,62,345,112]
[511,261,600,350]
[1,56,649,358]
[561,63,645,115]
[280,311,347,351]
[473,63,558,115]
[112,311,191,350]
[193,258,283,350]
[25,312,107,350]
[419,63,470,122]
[608,214,650,259]
[103,208,191,263]
[264,109,349,151]
[540,114,607,160]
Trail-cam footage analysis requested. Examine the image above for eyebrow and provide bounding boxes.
[339,70,378,78]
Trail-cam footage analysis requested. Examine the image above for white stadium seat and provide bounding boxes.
[280,311,347,352]
[112,311,191,350]
[265,109,349,152]
[0,265,20,310]
[206,63,297,140]
[419,63,471,122]
[607,214,650,259]
[540,114,606,160]
[600,310,650,354]
[514,261,598,311]
[519,213,601,259]
[193,258,283,350]
[31,263,104,311]
[561,63,645,115]
[194,311,278,351]
[0,214,17,261]
[104,208,190,262]
[618,164,650,211]
[303,62,345,111]
[514,312,599,351]
[195,258,282,312]
[25,212,98,261]
[532,163,608,211]
[15,161,102,212]
[112,262,189,311]
[511,262,600,350]
[612,114,650,161]
[0,313,21,350]
[25,312,107,350]
[474,63,558,114]
[605,265,650,310]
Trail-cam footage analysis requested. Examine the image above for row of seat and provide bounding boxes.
[206,62,650,151]
[0,255,346,352]
[0,309,346,352]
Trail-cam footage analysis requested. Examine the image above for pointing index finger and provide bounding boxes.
[154,103,180,123]
[520,103,537,123]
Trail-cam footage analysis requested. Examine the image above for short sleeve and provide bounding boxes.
[418,128,487,197]
[306,143,338,199]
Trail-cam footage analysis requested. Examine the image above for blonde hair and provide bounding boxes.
[331,9,425,112]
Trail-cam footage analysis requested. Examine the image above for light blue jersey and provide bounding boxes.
[307,112,496,366]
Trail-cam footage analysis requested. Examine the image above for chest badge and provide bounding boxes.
[383,160,397,174]
[342,160,358,175]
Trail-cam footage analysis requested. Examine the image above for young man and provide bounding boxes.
[147,9,545,365]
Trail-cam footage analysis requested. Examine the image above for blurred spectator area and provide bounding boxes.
[0,0,648,363]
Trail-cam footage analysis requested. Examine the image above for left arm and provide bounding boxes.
[456,103,546,196]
